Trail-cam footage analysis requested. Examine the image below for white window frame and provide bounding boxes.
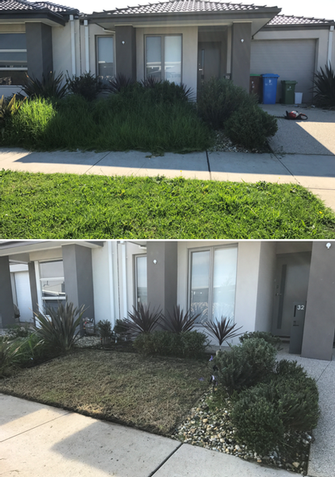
[96,35,115,83]
[188,244,238,324]
[35,259,66,312]
[134,254,147,309]
[145,34,183,83]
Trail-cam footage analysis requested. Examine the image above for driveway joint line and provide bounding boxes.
[205,150,212,180]
[148,442,183,477]
[273,153,300,183]
[0,411,71,443]
[83,151,112,174]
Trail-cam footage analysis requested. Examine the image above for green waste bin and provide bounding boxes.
[281,80,297,104]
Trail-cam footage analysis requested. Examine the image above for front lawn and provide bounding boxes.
[0,349,207,435]
[1,170,335,238]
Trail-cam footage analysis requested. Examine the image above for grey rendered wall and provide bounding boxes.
[0,256,15,328]
[62,244,95,322]
[147,242,177,317]
[301,241,335,360]
[231,22,251,91]
[115,26,136,81]
[26,23,53,79]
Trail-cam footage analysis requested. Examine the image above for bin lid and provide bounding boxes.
[261,74,280,78]
[281,80,297,84]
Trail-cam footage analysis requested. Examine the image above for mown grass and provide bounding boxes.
[0,170,335,238]
[0,349,208,435]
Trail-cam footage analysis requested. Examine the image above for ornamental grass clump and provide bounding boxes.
[161,305,201,333]
[34,302,85,353]
[124,303,161,338]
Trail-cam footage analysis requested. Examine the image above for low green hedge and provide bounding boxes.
[133,330,208,359]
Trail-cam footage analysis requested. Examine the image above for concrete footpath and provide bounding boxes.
[0,146,335,212]
[1,349,335,477]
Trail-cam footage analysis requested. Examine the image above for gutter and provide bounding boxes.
[328,25,334,67]
[70,14,76,75]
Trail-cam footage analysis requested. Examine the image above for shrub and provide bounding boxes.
[66,72,103,101]
[0,94,26,133]
[21,71,67,100]
[231,386,285,455]
[124,303,161,338]
[212,337,276,394]
[203,316,242,347]
[133,330,208,359]
[313,64,335,109]
[114,319,130,342]
[197,77,257,129]
[225,105,278,150]
[239,331,282,350]
[97,320,112,338]
[34,302,85,353]
[161,305,201,333]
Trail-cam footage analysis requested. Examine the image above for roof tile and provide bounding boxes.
[0,0,78,13]
[268,14,333,25]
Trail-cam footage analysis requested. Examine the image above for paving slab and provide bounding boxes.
[0,394,180,477]
[155,443,295,477]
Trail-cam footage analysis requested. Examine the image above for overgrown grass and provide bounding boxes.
[3,95,211,153]
[1,171,335,238]
[0,349,208,435]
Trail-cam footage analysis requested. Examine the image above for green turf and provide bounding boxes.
[1,171,334,239]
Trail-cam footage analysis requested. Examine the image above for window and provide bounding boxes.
[145,35,182,83]
[97,36,114,84]
[189,246,237,323]
[39,260,66,312]
[135,255,147,307]
[0,33,27,85]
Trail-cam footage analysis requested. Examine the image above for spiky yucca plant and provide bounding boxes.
[203,316,242,347]
[22,71,67,100]
[313,64,335,108]
[34,302,85,353]
[0,338,22,377]
[161,305,201,333]
[124,303,161,338]
[108,73,134,93]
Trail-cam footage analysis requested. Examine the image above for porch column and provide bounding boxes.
[147,242,177,318]
[231,23,251,91]
[301,242,335,360]
[28,261,39,321]
[0,257,15,328]
[62,244,95,325]
[26,23,53,79]
[115,26,136,81]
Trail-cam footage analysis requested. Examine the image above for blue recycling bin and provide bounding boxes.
[261,74,280,104]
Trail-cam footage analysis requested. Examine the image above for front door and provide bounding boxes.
[272,252,311,340]
[198,42,221,86]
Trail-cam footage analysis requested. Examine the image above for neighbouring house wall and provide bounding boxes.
[254,241,276,332]
[301,241,335,361]
[52,20,81,78]
[252,28,332,102]
[0,256,15,328]
[136,26,198,96]
[91,242,119,327]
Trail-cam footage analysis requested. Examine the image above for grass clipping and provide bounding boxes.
[0,350,207,435]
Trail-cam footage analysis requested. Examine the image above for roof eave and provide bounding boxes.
[264,21,335,30]
[0,10,73,26]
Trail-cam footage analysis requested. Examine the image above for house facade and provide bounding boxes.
[0,0,334,102]
[1,240,334,361]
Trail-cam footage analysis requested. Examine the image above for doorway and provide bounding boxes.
[198,41,221,85]
[272,252,311,342]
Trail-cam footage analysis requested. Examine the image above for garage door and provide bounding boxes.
[251,39,316,102]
